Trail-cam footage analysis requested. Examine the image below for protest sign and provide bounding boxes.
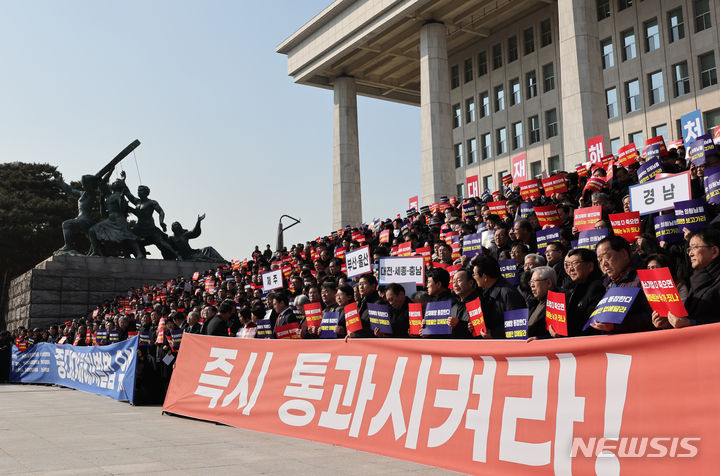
[546,291,568,336]
[705,170,720,205]
[587,135,604,163]
[275,323,301,339]
[462,202,476,218]
[534,205,562,227]
[541,174,567,195]
[466,175,479,198]
[499,259,519,285]
[192,271,200,281]
[408,303,423,336]
[368,303,393,335]
[334,247,346,259]
[637,268,688,318]
[504,309,529,339]
[256,319,274,338]
[377,257,424,286]
[674,198,709,233]
[409,195,418,211]
[688,134,717,166]
[397,242,412,257]
[262,270,283,292]
[488,200,507,219]
[466,298,486,337]
[414,246,432,267]
[461,233,483,259]
[681,109,703,148]
[379,229,390,243]
[578,228,608,250]
[423,300,452,335]
[609,212,641,242]
[575,163,589,177]
[237,327,258,339]
[519,202,533,219]
[320,312,339,338]
[584,287,640,330]
[573,206,602,232]
[344,303,363,333]
[536,227,561,255]
[512,153,526,186]
[629,171,691,215]
[345,246,371,278]
[654,212,683,244]
[617,144,638,167]
[303,302,323,328]
[519,179,541,200]
[644,143,663,163]
[502,173,513,187]
[637,157,662,183]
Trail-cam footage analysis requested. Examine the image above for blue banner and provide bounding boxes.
[504,308,529,340]
[367,303,393,335]
[499,259,519,285]
[680,109,703,148]
[423,300,452,335]
[578,228,608,250]
[536,227,560,255]
[320,312,339,338]
[462,232,483,258]
[584,287,640,330]
[11,336,138,403]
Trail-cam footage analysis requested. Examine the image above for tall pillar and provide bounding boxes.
[420,21,454,206]
[332,76,362,230]
[558,0,610,167]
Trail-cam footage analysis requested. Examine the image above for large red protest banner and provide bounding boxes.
[466,175,479,198]
[165,329,720,475]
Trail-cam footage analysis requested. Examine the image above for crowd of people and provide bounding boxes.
[2,129,720,401]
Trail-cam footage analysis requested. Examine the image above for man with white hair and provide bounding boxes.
[527,266,556,338]
[523,253,546,272]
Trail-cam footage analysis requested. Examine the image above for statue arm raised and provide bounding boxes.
[188,214,203,239]
[53,174,82,197]
[153,201,167,231]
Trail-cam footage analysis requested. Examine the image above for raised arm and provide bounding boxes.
[53,174,82,198]
[187,213,205,239]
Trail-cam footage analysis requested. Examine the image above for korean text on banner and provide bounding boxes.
[511,153,526,186]
[487,201,507,219]
[609,212,641,242]
[344,303,363,333]
[637,267,688,318]
[377,257,424,286]
[578,228,608,250]
[584,287,640,330]
[534,205,562,227]
[573,206,602,232]
[262,270,284,292]
[303,302,323,328]
[503,308,528,339]
[541,174,567,195]
[466,297,486,336]
[423,300,452,335]
[409,196,419,212]
[461,233,483,259]
[519,179,541,200]
[674,198,709,233]
[536,227,560,255]
[11,336,138,403]
[654,212,683,244]
[629,171,691,215]
[499,260,518,285]
[680,109,703,148]
[408,303,423,335]
[546,291,568,336]
[319,312,338,338]
[367,303,393,335]
[637,157,662,183]
[617,144,638,167]
[587,135,604,163]
[345,246,371,278]
[466,175,479,198]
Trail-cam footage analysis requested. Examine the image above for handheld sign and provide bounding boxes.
[578,228,608,250]
[536,227,561,255]
[546,291,568,336]
[674,198,709,233]
[654,212,683,244]
[519,179,541,200]
[499,259,519,285]
[345,246,371,278]
[629,171,691,215]
[609,212,641,242]
[512,154,527,186]
[303,302,323,328]
[488,201,508,219]
[408,303,423,336]
[466,297,486,337]
[705,170,720,205]
[583,287,640,330]
[542,174,567,195]
[573,206,602,232]
[680,109,703,148]
[344,303,363,333]
[504,308,529,340]
[275,323,301,339]
[138,332,151,347]
[637,267,688,318]
[262,270,283,292]
[637,157,662,183]
[409,195,419,211]
[398,242,412,256]
[256,319,273,338]
[461,233,484,259]
[192,272,200,281]
[423,300,452,335]
[587,135,605,163]
[170,330,183,350]
[617,144,638,167]
[466,175,479,198]
[379,229,390,243]
[378,256,424,285]
[534,205,562,227]
[237,327,257,339]
[368,303,393,335]
[320,312,339,338]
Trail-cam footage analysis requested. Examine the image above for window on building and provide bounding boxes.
[452,103,462,128]
[479,92,490,117]
[606,88,618,118]
[673,61,690,96]
[495,85,505,111]
[699,52,718,88]
[545,109,558,138]
[694,0,712,32]
[530,160,542,178]
[512,121,524,150]
[464,58,473,83]
[483,175,494,193]
[668,8,685,43]
[526,70,538,99]
[648,71,665,105]
[704,108,720,134]
[610,138,621,154]
[457,184,465,199]
[481,133,492,160]
[601,38,614,69]
[467,138,477,164]
[529,115,540,144]
[524,27,535,55]
[644,18,660,52]
[598,0,611,20]
[675,119,683,141]
[548,155,561,172]
[496,128,507,155]
[629,131,644,146]
[478,51,488,77]
[618,0,633,12]
[508,36,518,63]
[454,143,463,168]
[625,79,640,112]
[651,124,668,143]
[510,78,521,106]
[451,65,460,89]
[540,19,552,47]
[543,63,555,92]
[622,29,636,61]
[465,97,476,123]
[493,43,502,69]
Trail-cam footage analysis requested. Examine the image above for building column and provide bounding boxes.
[420,21,454,206]
[333,76,362,230]
[558,0,610,167]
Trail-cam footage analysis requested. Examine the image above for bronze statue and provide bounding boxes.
[54,173,103,256]
[127,185,178,260]
[169,214,225,262]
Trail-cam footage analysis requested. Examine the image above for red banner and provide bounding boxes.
[617,144,638,168]
[409,196,419,212]
[502,174,513,187]
[587,135,604,163]
[512,154,527,186]
[304,302,323,328]
[637,267,688,318]
[379,229,390,244]
[466,297,486,336]
[466,175,479,198]
[609,212,641,242]
[573,206,602,232]
[165,329,720,475]
[541,174,567,195]
[344,303,362,333]
[408,303,423,335]
[534,205,562,227]
[545,290,568,336]
[398,242,412,257]
[519,179,541,200]
[575,164,588,177]
[488,201,507,219]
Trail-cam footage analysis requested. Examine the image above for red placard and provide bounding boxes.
[451,241,461,261]
[575,164,588,177]
[587,135,604,163]
[379,230,390,244]
[609,211,641,242]
[344,303,363,333]
[414,247,432,267]
[617,144,638,167]
[541,174,568,195]
[512,153,526,186]
[397,242,412,257]
[487,201,508,219]
[519,179,541,200]
[600,154,614,170]
[573,206,602,232]
[645,136,667,156]
[466,175,479,198]
[637,267,688,318]
[304,302,323,328]
[408,303,423,335]
[275,323,301,339]
[334,247,346,259]
[534,205,562,227]
[192,272,200,281]
[466,297,486,336]
[583,176,606,193]
[502,174,513,187]
[352,231,366,244]
[409,195,418,212]
[546,290,568,336]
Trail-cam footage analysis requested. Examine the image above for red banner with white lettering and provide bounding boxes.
[534,205,562,227]
[637,267,688,318]
[466,175,479,198]
[573,206,602,232]
[545,290,568,336]
[541,174,568,195]
[609,212,641,242]
[519,179,541,200]
[488,201,508,219]
[512,154,527,187]
[165,330,720,475]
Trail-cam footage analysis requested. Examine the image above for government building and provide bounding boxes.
[277,0,720,229]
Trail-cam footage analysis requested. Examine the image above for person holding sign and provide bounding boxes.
[527,267,555,339]
[446,269,476,338]
[564,249,606,336]
[354,274,385,338]
[334,284,355,338]
[271,290,298,328]
[470,255,527,338]
[382,283,411,338]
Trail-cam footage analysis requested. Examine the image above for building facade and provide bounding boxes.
[278,0,720,229]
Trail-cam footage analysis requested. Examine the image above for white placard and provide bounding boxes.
[345,246,371,278]
[377,257,425,285]
[262,269,284,291]
[629,171,691,216]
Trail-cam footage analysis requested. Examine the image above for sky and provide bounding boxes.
[0,1,420,261]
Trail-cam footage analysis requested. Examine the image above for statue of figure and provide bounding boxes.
[126,185,178,260]
[168,214,225,262]
[54,172,104,256]
[88,172,145,258]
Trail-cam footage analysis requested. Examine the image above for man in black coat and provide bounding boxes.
[382,283,411,338]
[206,300,233,337]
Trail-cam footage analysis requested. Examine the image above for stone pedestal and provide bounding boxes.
[5,255,220,331]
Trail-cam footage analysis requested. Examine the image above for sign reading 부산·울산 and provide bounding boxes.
[345,246,371,278]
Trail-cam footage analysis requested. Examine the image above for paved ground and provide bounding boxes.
[0,384,458,475]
